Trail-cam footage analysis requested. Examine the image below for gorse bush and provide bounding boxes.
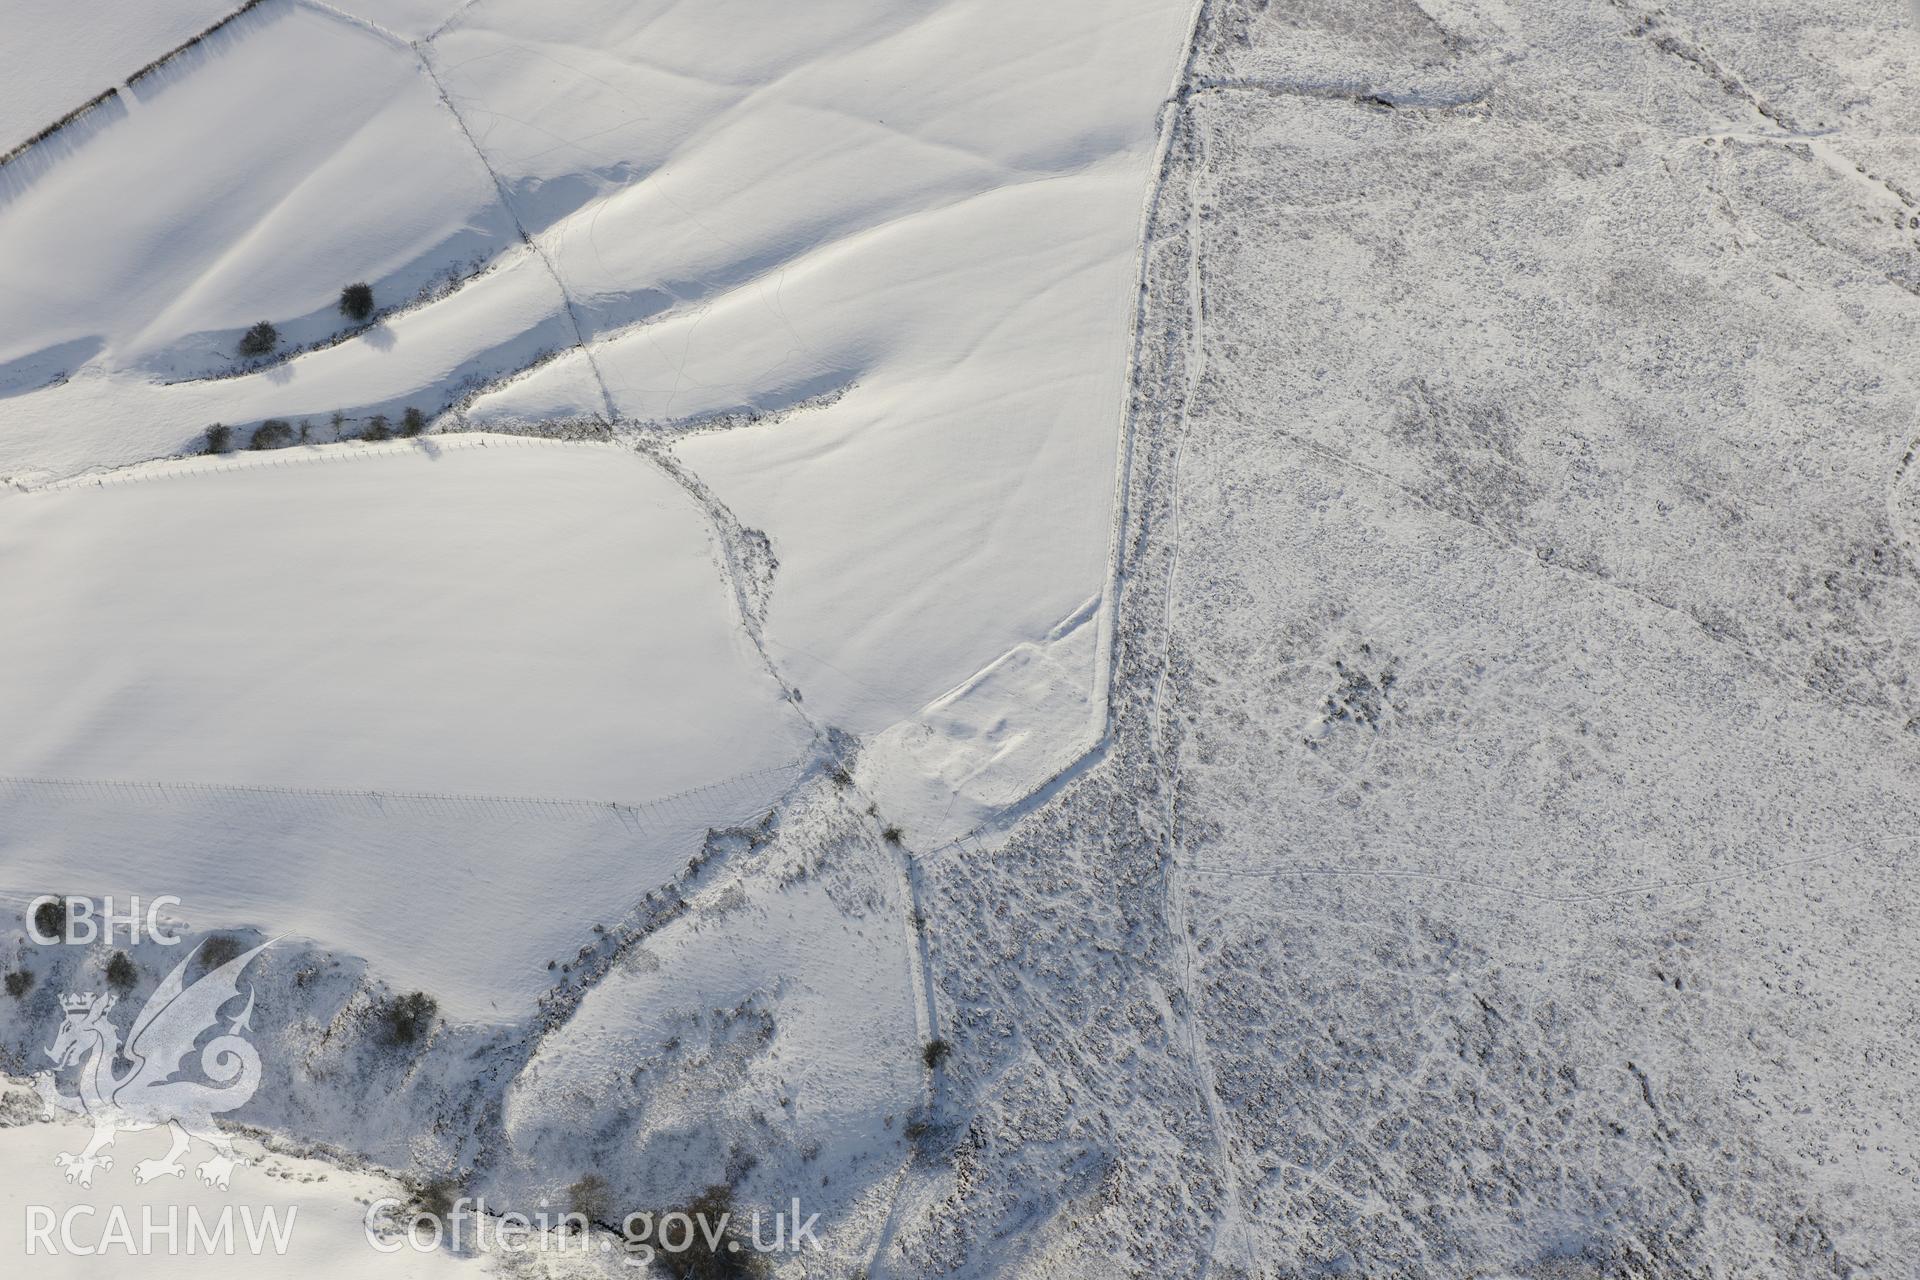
[639,1185,764,1279]
[363,414,393,442]
[339,282,375,322]
[250,419,295,450]
[33,899,66,939]
[400,406,426,437]
[569,1173,612,1226]
[4,971,30,999]
[205,424,232,454]
[382,991,438,1045]
[408,1176,460,1219]
[198,934,244,973]
[106,952,137,991]
[238,321,277,357]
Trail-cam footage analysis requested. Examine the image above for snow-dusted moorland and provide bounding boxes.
[4,0,1919,1276]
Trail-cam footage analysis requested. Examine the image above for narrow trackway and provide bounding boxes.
[1144,86,1254,1280]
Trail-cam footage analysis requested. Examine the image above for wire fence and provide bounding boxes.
[0,758,809,836]
[17,433,632,497]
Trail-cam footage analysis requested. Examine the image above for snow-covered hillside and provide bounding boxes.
[887,2,1920,1277]
[1,0,232,155]
[6,0,1919,1275]
[0,0,1194,1273]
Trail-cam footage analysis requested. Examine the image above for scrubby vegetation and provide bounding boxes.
[237,321,278,357]
[197,933,244,973]
[363,414,393,442]
[249,419,295,450]
[4,970,32,1000]
[381,991,438,1045]
[106,951,138,991]
[126,0,270,87]
[339,282,375,322]
[407,1175,461,1220]
[401,406,426,437]
[0,87,121,168]
[568,1173,612,1225]
[204,423,232,454]
[922,1038,951,1069]
[901,1110,955,1165]
[33,899,66,940]
[642,1185,764,1279]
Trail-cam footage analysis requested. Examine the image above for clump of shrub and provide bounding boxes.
[33,899,66,940]
[636,1185,762,1279]
[380,991,438,1045]
[881,825,904,845]
[237,321,278,357]
[339,282,375,322]
[407,1175,460,1219]
[197,934,244,974]
[4,970,32,999]
[106,951,138,991]
[902,1110,953,1165]
[922,1038,951,1069]
[568,1173,611,1226]
[362,414,393,442]
[204,424,232,454]
[400,406,426,437]
[249,419,295,450]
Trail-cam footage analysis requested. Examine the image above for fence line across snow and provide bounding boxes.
[20,433,631,497]
[0,758,809,832]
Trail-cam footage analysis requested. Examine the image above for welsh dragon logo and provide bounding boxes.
[33,940,272,1191]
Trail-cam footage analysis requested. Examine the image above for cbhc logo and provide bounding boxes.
[27,896,183,946]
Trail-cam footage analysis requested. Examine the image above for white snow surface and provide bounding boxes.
[450,0,1194,735]
[0,439,810,1012]
[0,0,231,153]
[0,1114,480,1277]
[0,440,807,799]
[859,594,1103,846]
[11,0,1920,1274]
[0,0,1204,1268]
[1,0,1194,784]
[499,795,925,1265]
[505,877,920,1179]
[0,775,797,1019]
[0,0,1196,1024]
[0,1,515,394]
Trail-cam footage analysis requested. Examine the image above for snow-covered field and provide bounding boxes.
[0,1112,480,1278]
[0,0,1194,1000]
[0,0,1195,1271]
[7,0,1918,1275]
[0,0,1192,834]
[0,438,810,1011]
[492,782,929,1274]
[0,0,232,154]
[888,2,1920,1277]
[0,440,805,799]
[2,1,518,394]
[2,0,1193,789]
